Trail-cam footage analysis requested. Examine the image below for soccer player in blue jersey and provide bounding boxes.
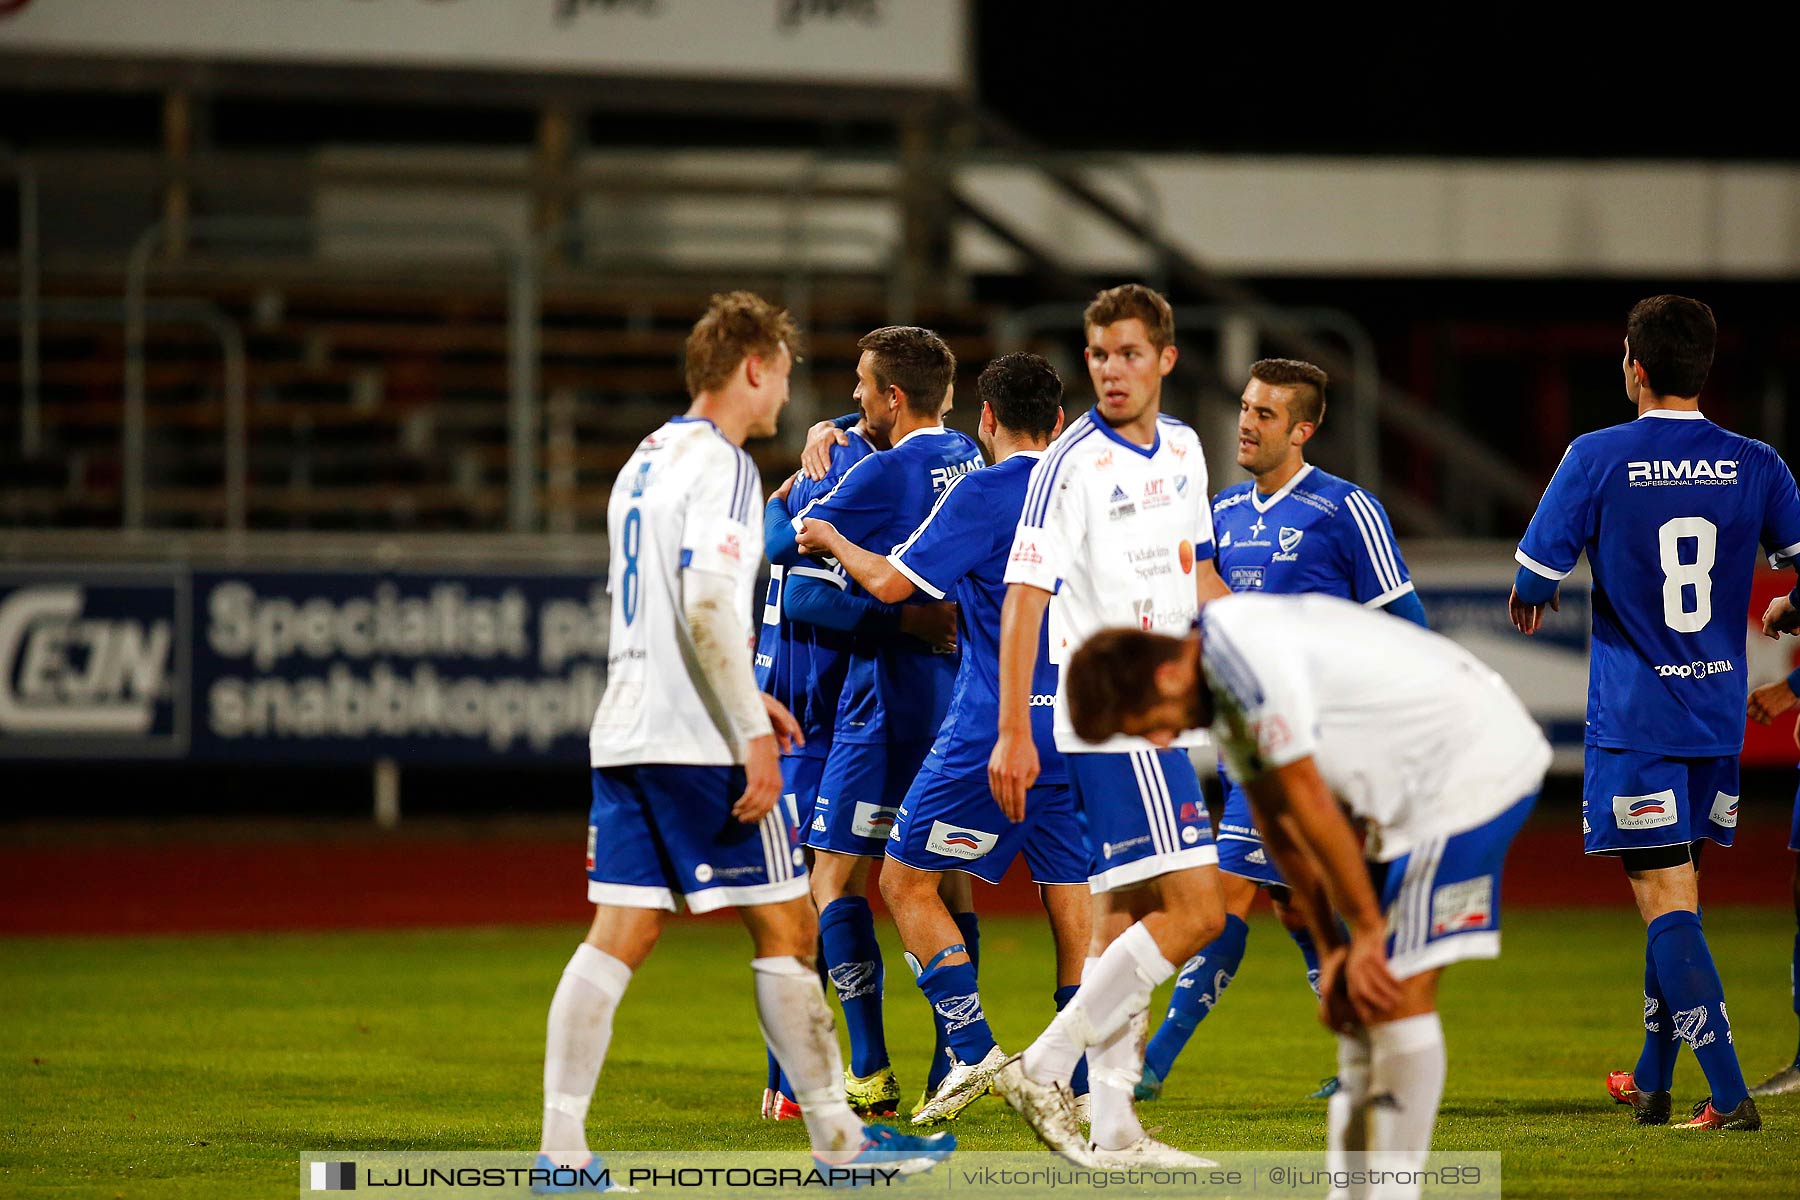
[1743,656,1800,1096]
[796,353,1094,1127]
[1511,295,1800,1132]
[767,326,984,1117]
[752,410,881,1122]
[1138,358,1426,1104]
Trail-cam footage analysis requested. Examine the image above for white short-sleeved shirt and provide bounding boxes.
[1005,408,1216,753]
[589,416,762,768]
[1201,592,1551,861]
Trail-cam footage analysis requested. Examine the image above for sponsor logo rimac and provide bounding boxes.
[1626,459,1738,486]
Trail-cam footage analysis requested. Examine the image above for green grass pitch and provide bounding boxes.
[4,909,1798,1198]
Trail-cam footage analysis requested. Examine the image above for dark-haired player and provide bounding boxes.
[1511,295,1800,1132]
[1063,595,1549,1187]
[1138,358,1426,1105]
[797,354,1093,1127]
[768,327,983,1117]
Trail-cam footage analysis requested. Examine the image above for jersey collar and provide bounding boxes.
[1087,406,1161,458]
[1638,409,1706,421]
[1251,462,1315,513]
[892,424,954,448]
[667,414,718,430]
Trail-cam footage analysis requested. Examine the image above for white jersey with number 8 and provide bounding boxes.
[589,416,762,768]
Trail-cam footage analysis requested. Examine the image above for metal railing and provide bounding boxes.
[123,215,538,532]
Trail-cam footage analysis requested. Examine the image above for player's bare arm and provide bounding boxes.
[1194,558,1230,606]
[682,569,780,823]
[1244,756,1401,1024]
[1748,678,1800,725]
[795,517,911,604]
[791,517,959,650]
[989,582,1051,821]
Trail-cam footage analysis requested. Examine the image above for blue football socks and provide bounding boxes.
[1790,927,1800,1068]
[820,896,888,1077]
[1053,984,1089,1096]
[917,957,997,1069]
[1647,909,1747,1111]
[1634,936,1682,1092]
[1289,925,1323,998]
[1141,914,1249,1086]
[920,913,984,1091]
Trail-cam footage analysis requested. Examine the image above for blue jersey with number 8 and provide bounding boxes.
[1516,410,1800,756]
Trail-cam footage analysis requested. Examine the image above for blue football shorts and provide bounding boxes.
[1067,748,1216,893]
[587,763,808,913]
[885,765,1089,885]
[1581,748,1738,855]
[1369,793,1536,980]
[807,738,934,858]
[780,751,828,839]
[1214,763,1284,887]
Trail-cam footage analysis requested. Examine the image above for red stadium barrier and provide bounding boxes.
[2,819,1792,936]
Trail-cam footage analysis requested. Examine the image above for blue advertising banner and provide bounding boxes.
[0,567,608,764]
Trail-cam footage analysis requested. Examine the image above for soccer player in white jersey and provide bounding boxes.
[534,293,953,1191]
[989,284,1232,1166]
[1066,594,1550,1195]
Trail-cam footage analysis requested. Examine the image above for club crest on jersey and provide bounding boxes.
[1175,474,1189,496]
[1613,790,1677,831]
[926,821,998,861]
[1275,527,1305,560]
[1709,792,1739,828]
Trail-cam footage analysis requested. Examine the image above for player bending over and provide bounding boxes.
[1141,357,1426,1104]
[797,353,1093,1127]
[1067,594,1549,1197]
[988,284,1231,1168]
[535,294,953,1191]
[1511,295,1800,1132]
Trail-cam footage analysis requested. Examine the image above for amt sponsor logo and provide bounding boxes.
[0,580,181,741]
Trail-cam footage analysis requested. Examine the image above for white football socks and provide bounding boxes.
[1367,1012,1445,1162]
[540,944,633,1167]
[751,956,866,1154]
[1328,1029,1371,1197]
[1025,925,1174,1085]
[1329,1014,1445,1200]
[1088,1007,1149,1150]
